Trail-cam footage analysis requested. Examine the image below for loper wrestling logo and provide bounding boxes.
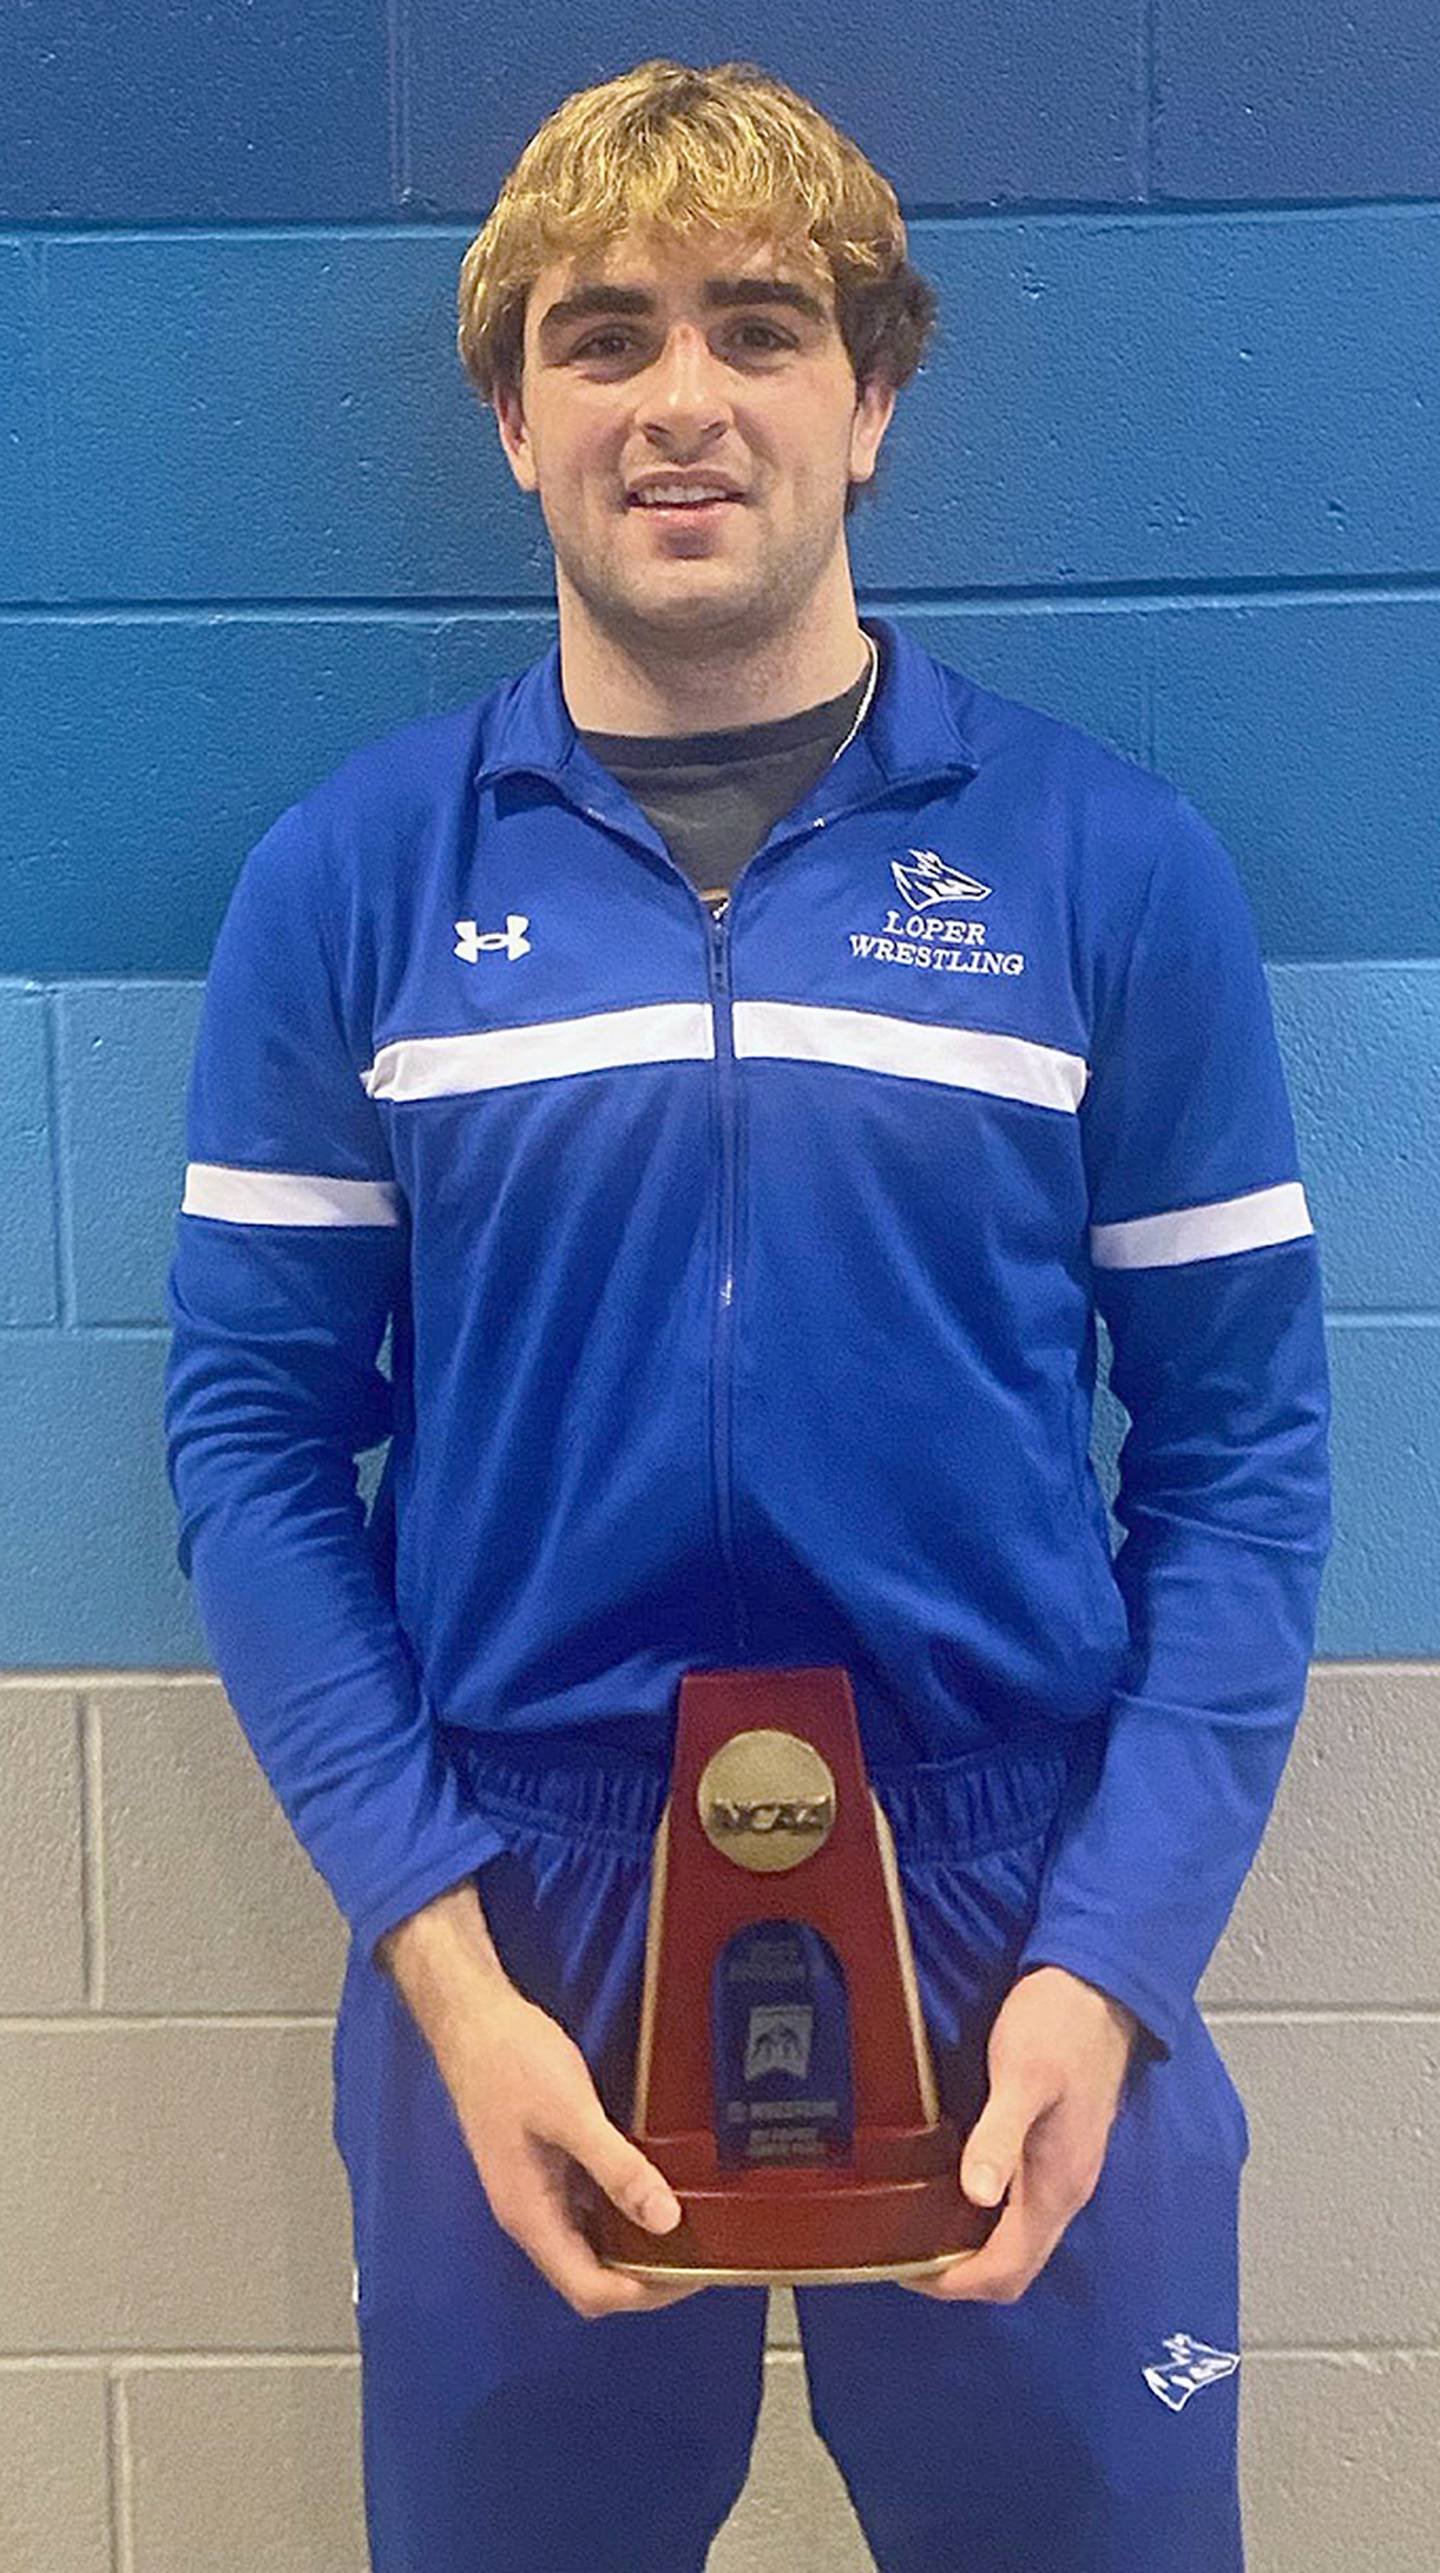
[1141,2333,1241,2412]
[889,848,993,909]
[847,850,1027,980]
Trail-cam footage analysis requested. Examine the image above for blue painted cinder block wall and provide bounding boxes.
[2,7,1436,1666]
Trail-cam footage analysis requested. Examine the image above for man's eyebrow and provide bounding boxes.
[536,276,829,341]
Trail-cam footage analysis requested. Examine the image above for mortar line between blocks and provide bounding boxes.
[37,987,69,1323]
[2,2342,1434,2372]
[112,2372,137,2573]
[79,1689,104,2007]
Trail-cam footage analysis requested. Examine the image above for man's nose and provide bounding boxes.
[643,325,733,396]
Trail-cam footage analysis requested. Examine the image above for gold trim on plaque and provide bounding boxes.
[869,1788,941,2129]
[631,1792,671,2135]
[609,2247,979,2287]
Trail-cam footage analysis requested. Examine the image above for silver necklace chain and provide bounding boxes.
[830,630,879,765]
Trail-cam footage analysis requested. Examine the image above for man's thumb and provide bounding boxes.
[962,2108,1023,2207]
[625,2156,683,2233]
[584,2111,683,2233]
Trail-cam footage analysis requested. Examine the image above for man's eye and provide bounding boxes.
[573,324,790,358]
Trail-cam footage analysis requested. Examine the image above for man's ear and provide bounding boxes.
[493,382,537,496]
[849,375,898,489]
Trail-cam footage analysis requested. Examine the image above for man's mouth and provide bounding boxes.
[627,496,744,516]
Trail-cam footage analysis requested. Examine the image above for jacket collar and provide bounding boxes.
[470,613,981,821]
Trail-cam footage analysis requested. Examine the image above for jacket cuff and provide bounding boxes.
[1012,1939,1178,2064]
[354,1820,513,1970]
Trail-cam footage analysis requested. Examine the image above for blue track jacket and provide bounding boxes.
[163,615,1333,2059]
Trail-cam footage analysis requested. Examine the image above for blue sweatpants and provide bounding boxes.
[332,1722,1250,2572]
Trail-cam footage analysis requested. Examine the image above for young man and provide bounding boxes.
[164,59,1332,2573]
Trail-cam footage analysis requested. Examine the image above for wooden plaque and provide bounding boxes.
[591,1666,999,2286]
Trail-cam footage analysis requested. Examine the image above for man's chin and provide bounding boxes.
[602,581,760,632]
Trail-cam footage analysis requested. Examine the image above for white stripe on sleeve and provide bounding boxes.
[1090,1179,1314,1270]
[181,1163,404,1227]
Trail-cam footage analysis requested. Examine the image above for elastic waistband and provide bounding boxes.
[436,1714,1106,1870]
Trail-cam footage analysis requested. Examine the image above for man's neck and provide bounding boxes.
[557,604,872,737]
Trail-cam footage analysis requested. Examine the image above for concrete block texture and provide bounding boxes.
[1225,2018,1440,2348]
[17,0,1433,238]
[46,232,496,603]
[4,1,1436,2555]
[0,1337,204,1665]
[26,586,1440,980]
[121,2362,363,2573]
[0,1658,1425,2016]
[0,0,392,225]
[0,985,56,1326]
[0,1686,85,2010]
[95,1676,347,2014]
[1202,1664,1440,2006]
[721,2349,1440,2573]
[404,0,1141,218]
[1,619,437,980]
[0,242,47,599]
[1304,1328,1440,1656]
[1155,0,1440,201]
[1271,967,1440,1308]
[15,955,1437,1338]
[0,2371,111,2573]
[711,2348,876,2572]
[0,2021,356,2355]
[1240,2352,1440,2573]
[1151,601,1440,962]
[2,1318,1433,1676]
[58,982,200,1327]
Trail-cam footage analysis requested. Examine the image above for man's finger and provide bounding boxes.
[959,2058,1058,2209]
[906,2129,1082,2303]
[525,2158,704,2318]
[905,2163,1036,2301]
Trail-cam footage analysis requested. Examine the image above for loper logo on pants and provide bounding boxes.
[1142,2333,1241,2411]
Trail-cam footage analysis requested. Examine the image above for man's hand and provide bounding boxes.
[379,1882,708,2320]
[899,1964,1141,2305]
[436,1977,711,2320]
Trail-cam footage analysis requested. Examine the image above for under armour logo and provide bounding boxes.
[1142,2333,1241,2412]
[455,915,530,962]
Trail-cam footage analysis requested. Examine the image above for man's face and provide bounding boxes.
[492,222,896,646]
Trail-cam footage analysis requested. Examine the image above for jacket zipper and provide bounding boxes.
[705,893,749,1656]
[572,801,769,1656]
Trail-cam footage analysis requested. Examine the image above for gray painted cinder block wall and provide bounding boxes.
[4,1659,1436,2570]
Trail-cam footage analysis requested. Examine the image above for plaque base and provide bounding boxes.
[595,2141,988,2285]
